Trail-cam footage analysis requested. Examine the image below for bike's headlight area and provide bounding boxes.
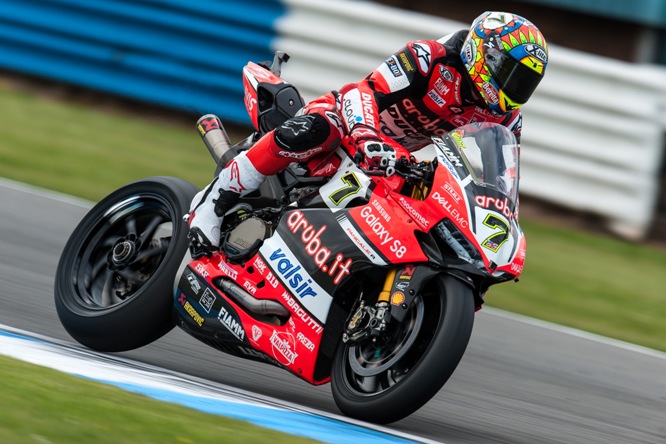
[434,219,484,269]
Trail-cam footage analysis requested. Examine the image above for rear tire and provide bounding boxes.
[331,274,475,424]
[54,177,199,352]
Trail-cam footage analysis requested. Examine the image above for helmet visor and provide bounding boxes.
[485,47,543,105]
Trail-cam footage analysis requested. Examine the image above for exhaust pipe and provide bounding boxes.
[214,278,290,318]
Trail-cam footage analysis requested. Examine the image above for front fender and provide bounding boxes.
[386,265,478,322]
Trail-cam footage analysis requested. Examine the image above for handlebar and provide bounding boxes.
[393,157,435,183]
[352,150,435,183]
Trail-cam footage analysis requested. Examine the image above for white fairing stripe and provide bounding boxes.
[337,215,388,266]
[259,233,332,323]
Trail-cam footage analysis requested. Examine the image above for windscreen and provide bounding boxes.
[433,123,520,205]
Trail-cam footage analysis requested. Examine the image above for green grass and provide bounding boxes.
[0,355,318,444]
[1,80,665,354]
[487,220,666,351]
[0,82,215,201]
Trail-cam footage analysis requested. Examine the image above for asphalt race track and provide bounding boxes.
[1,179,665,444]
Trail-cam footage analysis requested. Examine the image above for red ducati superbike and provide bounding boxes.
[55,52,526,423]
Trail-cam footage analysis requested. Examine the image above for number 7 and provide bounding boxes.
[482,214,509,252]
[329,172,362,205]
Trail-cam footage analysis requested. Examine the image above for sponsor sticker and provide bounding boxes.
[431,191,469,228]
[358,206,407,259]
[251,325,262,342]
[218,259,238,280]
[476,195,515,220]
[525,43,548,63]
[218,305,245,341]
[482,82,499,104]
[439,65,454,82]
[434,77,450,96]
[259,234,332,323]
[399,52,414,72]
[243,280,257,295]
[253,257,267,274]
[398,197,430,228]
[462,41,475,65]
[285,210,352,285]
[178,293,204,327]
[281,291,324,334]
[391,291,405,306]
[195,263,209,278]
[296,332,315,351]
[427,90,446,108]
[186,272,201,295]
[341,89,376,130]
[199,288,215,313]
[277,147,323,160]
[270,330,298,365]
[442,182,463,203]
[386,57,403,77]
[336,214,387,265]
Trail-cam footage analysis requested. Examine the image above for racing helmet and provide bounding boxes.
[461,11,548,113]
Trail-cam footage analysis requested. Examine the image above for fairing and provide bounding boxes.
[175,59,525,386]
[428,123,525,275]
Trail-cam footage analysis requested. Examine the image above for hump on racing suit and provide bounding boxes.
[337,30,523,152]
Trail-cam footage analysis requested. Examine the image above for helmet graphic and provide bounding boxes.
[461,11,548,113]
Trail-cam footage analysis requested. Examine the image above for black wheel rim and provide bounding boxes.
[341,294,441,396]
[70,193,177,310]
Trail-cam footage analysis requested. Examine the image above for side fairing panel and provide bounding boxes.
[258,207,372,324]
[345,197,428,264]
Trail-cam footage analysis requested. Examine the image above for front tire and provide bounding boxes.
[331,275,475,424]
[54,177,199,352]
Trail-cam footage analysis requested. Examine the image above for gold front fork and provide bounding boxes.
[378,268,397,303]
[376,181,425,303]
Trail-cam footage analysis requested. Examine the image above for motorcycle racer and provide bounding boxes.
[187,11,549,257]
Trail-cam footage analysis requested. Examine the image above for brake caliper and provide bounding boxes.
[342,300,392,344]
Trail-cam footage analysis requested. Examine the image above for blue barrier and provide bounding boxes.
[0,0,285,125]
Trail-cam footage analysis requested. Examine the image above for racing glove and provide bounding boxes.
[362,141,396,172]
[350,125,396,176]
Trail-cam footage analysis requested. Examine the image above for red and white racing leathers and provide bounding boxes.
[231,30,522,190]
[188,31,525,251]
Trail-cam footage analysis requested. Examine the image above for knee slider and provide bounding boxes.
[274,114,331,155]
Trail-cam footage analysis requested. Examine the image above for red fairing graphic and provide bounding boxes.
[191,253,326,383]
[347,196,428,263]
[497,232,526,276]
[285,210,353,285]
[242,61,285,131]
[428,164,474,232]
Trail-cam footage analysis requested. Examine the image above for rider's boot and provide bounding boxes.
[187,178,239,258]
[187,151,266,257]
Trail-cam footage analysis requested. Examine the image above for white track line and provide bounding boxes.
[0,324,441,444]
